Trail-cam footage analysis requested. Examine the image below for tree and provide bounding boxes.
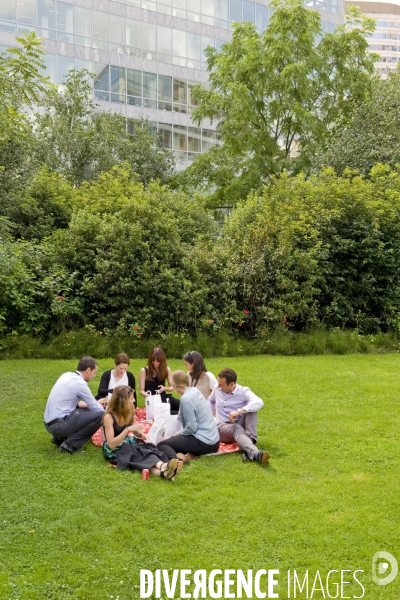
[0,239,79,335]
[0,32,49,136]
[34,70,174,186]
[0,33,49,213]
[196,179,322,336]
[313,73,400,175]
[51,166,217,335]
[6,167,75,240]
[202,166,400,335]
[175,0,378,206]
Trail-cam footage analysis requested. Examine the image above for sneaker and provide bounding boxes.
[59,441,78,454]
[241,452,251,462]
[255,451,270,466]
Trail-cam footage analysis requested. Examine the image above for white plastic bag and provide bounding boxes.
[145,394,162,421]
[154,401,170,421]
[173,418,183,435]
[163,414,178,439]
[160,414,183,441]
[147,416,166,445]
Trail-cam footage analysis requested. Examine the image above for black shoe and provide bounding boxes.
[241,452,251,462]
[51,436,66,446]
[255,451,270,466]
[60,441,78,454]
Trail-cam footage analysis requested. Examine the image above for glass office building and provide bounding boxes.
[0,0,344,165]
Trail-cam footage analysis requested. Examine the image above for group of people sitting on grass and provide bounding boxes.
[43,347,270,481]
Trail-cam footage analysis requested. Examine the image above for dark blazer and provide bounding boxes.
[96,370,137,406]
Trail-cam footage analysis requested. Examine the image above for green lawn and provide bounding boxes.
[0,356,399,600]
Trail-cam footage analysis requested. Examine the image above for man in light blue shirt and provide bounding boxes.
[44,356,105,454]
[209,367,270,465]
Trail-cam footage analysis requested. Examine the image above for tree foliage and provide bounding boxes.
[0,32,49,133]
[0,239,80,335]
[3,23,400,340]
[4,164,400,337]
[0,43,175,239]
[6,167,75,240]
[313,73,400,175]
[34,70,174,186]
[0,33,50,212]
[202,166,400,335]
[51,166,218,335]
[175,0,378,205]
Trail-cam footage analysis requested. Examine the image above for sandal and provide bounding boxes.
[160,459,178,480]
[169,460,183,482]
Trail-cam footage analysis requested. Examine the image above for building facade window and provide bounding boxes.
[0,0,344,163]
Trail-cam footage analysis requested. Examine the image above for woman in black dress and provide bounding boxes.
[139,347,180,413]
[102,385,181,479]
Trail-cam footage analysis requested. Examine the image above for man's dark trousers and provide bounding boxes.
[45,408,103,449]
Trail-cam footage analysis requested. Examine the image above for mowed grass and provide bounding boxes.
[0,355,399,600]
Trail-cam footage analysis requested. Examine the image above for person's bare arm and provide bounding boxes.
[78,399,107,409]
[139,368,149,398]
[104,414,144,449]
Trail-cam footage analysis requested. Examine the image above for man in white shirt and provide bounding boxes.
[44,356,106,454]
[209,367,270,465]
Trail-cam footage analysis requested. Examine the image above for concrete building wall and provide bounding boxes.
[346,0,400,76]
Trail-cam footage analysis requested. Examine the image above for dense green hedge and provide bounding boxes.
[2,164,400,338]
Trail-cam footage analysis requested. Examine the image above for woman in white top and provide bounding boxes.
[96,353,137,406]
[183,351,217,400]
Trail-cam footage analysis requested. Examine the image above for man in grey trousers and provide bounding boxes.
[208,367,270,465]
[44,356,106,454]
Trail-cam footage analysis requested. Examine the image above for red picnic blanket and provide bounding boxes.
[92,407,240,456]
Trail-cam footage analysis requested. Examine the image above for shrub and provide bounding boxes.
[51,166,218,335]
[4,164,400,339]
[204,167,400,335]
[6,167,75,240]
[0,239,81,334]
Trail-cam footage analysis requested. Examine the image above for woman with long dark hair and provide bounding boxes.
[183,351,217,400]
[139,347,180,412]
